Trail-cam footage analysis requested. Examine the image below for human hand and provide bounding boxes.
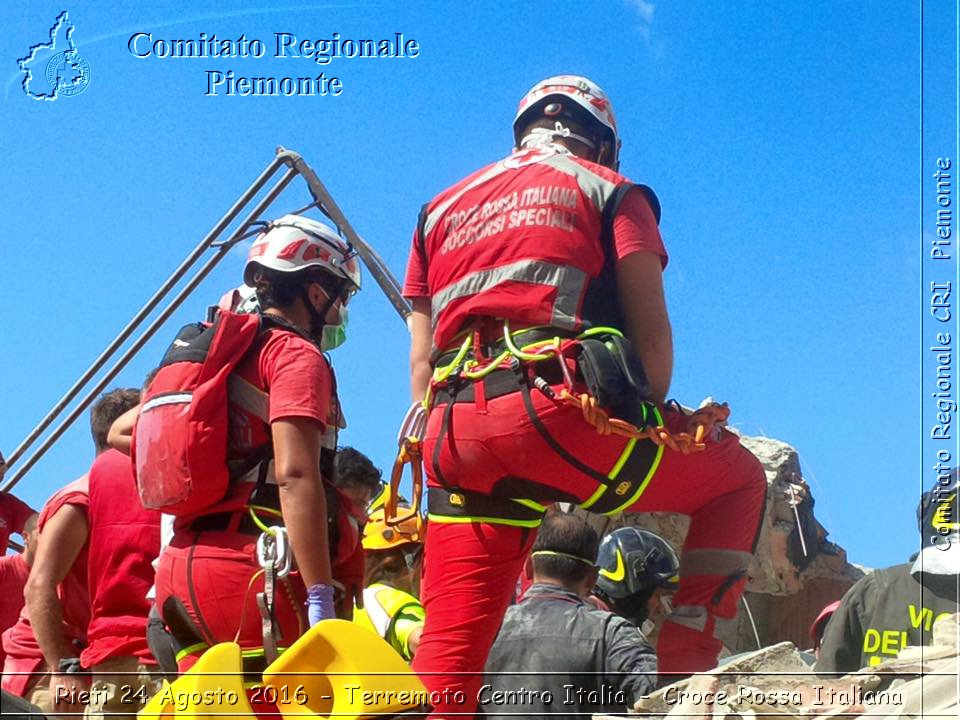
[686,401,730,443]
[397,402,427,444]
[306,583,336,626]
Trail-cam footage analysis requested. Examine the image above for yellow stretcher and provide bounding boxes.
[140,620,428,720]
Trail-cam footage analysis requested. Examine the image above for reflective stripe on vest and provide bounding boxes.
[361,586,395,638]
[431,260,588,332]
[355,584,422,640]
[419,146,636,350]
[228,374,341,455]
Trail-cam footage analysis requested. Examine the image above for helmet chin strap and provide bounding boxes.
[521,122,612,167]
[521,121,597,151]
[301,284,338,341]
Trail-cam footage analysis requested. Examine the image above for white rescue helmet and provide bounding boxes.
[513,75,619,151]
[243,214,361,294]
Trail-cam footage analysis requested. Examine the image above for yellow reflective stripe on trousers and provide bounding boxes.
[175,642,209,662]
[427,513,543,528]
[511,498,548,513]
[578,406,664,515]
[607,406,665,515]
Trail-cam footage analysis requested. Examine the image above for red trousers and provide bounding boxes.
[412,387,766,717]
[154,531,307,670]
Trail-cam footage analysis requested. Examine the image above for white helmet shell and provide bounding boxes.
[513,75,618,147]
[216,284,260,314]
[243,214,361,292]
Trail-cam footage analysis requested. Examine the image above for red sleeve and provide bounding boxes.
[38,477,89,532]
[0,494,36,535]
[259,332,332,426]
[402,227,430,299]
[612,187,668,269]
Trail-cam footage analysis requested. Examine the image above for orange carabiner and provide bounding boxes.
[386,436,424,527]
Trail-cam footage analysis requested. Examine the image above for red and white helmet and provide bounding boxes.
[243,214,361,293]
[513,75,619,148]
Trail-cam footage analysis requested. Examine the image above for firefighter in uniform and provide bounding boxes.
[816,473,960,674]
[592,527,680,644]
[402,75,768,715]
[353,510,425,661]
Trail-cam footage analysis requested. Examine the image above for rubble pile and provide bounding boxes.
[573,432,864,652]
[609,613,959,719]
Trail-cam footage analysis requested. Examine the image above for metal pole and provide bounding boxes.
[2,168,298,492]
[275,147,412,321]
[4,156,287,472]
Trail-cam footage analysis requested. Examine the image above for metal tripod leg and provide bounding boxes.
[4,146,411,493]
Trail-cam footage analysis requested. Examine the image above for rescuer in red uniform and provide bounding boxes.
[403,75,767,715]
[152,215,364,681]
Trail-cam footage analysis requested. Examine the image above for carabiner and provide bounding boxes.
[257,526,292,579]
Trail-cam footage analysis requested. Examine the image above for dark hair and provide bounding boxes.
[333,447,383,493]
[90,388,140,452]
[611,585,657,625]
[22,512,38,535]
[254,267,344,311]
[517,100,612,151]
[365,548,408,587]
[531,514,599,585]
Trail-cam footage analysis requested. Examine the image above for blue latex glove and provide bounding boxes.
[306,583,336,626]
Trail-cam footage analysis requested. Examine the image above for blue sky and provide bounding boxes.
[0,2,930,570]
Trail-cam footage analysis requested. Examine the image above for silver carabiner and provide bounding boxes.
[257,526,292,579]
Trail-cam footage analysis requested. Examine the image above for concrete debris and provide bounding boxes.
[573,429,864,653]
[610,615,960,720]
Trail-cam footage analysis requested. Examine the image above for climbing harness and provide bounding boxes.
[430,321,729,453]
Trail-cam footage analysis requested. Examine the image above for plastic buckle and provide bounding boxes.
[256,527,292,579]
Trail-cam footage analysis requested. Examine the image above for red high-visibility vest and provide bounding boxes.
[413,145,659,351]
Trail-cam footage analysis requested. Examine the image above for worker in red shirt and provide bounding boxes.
[3,389,140,717]
[403,75,767,715]
[0,512,38,669]
[81,442,162,719]
[153,215,364,686]
[0,490,37,556]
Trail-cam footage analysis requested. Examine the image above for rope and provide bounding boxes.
[558,389,730,455]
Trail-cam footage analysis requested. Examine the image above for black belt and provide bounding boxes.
[190,511,277,536]
[433,326,576,370]
[427,487,546,524]
[431,358,567,405]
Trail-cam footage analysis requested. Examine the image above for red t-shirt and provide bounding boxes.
[0,492,36,552]
[82,449,161,668]
[1,477,89,696]
[0,554,29,669]
[230,328,333,453]
[403,184,668,300]
[36,476,90,641]
[186,328,334,520]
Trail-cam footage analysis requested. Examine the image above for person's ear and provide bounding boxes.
[587,567,599,590]
[307,282,329,308]
[598,140,619,171]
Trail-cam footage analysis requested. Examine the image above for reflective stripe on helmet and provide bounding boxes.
[244,213,361,291]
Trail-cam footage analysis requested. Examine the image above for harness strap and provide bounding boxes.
[426,487,546,527]
[256,535,280,665]
[257,572,278,665]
